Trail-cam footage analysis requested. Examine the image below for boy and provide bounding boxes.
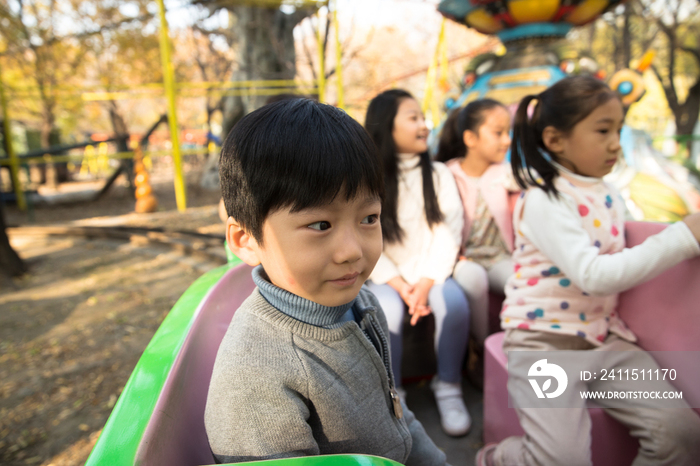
[205,99,447,465]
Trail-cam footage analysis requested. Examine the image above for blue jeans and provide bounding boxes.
[367,278,470,385]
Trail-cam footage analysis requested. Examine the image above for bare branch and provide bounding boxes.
[680,46,700,65]
[45,14,154,45]
[651,62,680,113]
[303,17,318,81]
[640,25,659,52]
[323,11,331,57]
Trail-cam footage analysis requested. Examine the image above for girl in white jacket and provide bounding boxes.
[365,89,471,437]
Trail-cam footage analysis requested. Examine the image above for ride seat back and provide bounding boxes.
[484,221,700,465]
[618,221,700,351]
[135,263,256,466]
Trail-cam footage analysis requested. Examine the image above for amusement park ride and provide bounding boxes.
[437,0,700,223]
[84,2,700,465]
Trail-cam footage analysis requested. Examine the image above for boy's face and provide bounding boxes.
[231,191,382,307]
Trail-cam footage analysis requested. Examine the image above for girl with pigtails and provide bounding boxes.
[476,75,700,466]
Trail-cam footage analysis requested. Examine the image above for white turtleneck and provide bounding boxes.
[369,154,464,285]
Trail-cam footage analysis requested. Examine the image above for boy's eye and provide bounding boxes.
[598,129,609,134]
[361,214,379,225]
[308,221,331,231]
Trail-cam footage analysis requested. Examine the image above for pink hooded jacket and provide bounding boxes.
[446,160,517,254]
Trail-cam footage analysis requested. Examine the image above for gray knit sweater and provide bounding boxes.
[204,267,446,465]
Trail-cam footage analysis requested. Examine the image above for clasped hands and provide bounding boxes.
[387,276,435,326]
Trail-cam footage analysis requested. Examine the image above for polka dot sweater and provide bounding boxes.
[501,168,700,346]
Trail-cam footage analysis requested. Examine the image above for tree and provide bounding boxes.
[0,0,153,186]
[0,200,25,278]
[187,13,236,144]
[642,0,700,142]
[574,0,700,143]
[82,12,161,190]
[1,1,85,185]
[0,124,26,277]
[194,1,321,136]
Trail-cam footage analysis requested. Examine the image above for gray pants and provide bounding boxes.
[494,329,700,466]
[453,258,512,345]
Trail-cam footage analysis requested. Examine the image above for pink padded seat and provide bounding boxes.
[135,264,255,466]
[483,221,700,465]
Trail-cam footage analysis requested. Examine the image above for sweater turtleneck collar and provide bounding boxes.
[397,153,420,171]
[552,160,602,185]
[252,265,356,327]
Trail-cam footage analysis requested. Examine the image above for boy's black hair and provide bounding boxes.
[365,89,443,245]
[510,75,620,195]
[435,98,507,163]
[219,98,384,244]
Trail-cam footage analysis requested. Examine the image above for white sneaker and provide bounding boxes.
[430,377,471,436]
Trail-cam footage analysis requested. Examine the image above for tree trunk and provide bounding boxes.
[39,107,54,187]
[673,79,700,155]
[0,201,26,277]
[621,3,632,70]
[651,15,700,155]
[95,102,136,200]
[221,6,313,137]
[39,101,70,187]
[108,101,133,189]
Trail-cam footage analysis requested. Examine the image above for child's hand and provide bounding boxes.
[683,212,700,243]
[387,277,414,306]
[408,278,434,326]
[409,304,432,326]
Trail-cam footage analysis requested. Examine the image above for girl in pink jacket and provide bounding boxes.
[436,99,518,346]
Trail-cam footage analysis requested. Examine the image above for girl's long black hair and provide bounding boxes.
[365,89,443,244]
[510,75,619,195]
[435,98,506,163]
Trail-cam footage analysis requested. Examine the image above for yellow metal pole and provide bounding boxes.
[422,18,446,116]
[317,8,326,103]
[432,25,448,129]
[156,0,187,212]
[333,1,344,110]
[0,61,26,210]
[439,24,448,88]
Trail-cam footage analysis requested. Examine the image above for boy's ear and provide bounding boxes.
[462,129,477,149]
[226,217,261,266]
[542,126,564,154]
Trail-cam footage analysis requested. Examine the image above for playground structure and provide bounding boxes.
[0,0,337,214]
[133,146,158,214]
[434,0,700,222]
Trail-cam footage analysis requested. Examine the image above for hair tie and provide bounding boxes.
[527,95,541,123]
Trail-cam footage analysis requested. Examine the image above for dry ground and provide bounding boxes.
[1,163,224,466]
